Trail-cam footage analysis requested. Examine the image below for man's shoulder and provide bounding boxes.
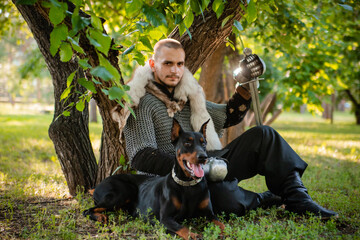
[138,92,164,109]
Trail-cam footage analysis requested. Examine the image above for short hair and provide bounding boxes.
[153,39,184,60]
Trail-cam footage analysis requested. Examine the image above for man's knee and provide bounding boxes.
[247,125,276,137]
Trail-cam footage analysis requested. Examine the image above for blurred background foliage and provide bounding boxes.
[0,0,358,122]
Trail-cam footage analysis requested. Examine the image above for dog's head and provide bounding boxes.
[171,118,209,179]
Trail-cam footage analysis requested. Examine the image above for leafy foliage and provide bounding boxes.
[237,0,359,114]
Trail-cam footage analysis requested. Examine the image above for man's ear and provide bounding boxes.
[200,119,210,140]
[171,118,183,143]
[149,59,155,71]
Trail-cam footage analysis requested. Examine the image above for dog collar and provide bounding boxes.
[171,168,203,186]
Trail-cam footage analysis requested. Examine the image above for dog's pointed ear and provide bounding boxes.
[171,118,183,143]
[200,119,210,140]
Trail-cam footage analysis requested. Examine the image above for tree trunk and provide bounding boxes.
[13,2,98,196]
[345,89,360,125]
[14,0,250,195]
[199,43,226,103]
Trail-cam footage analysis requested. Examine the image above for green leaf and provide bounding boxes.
[184,11,194,28]
[338,4,353,11]
[212,0,223,18]
[71,6,91,34]
[202,0,211,9]
[50,24,68,56]
[67,71,76,87]
[76,99,85,111]
[233,20,243,32]
[67,36,84,54]
[108,86,125,101]
[63,110,70,117]
[70,0,82,6]
[78,58,92,70]
[88,28,111,55]
[60,85,73,101]
[49,2,67,26]
[262,3,274,14]
[246,0,257,23]
[90,66,113,81]
[78,78,97,93]
[174,14,182,25]
[147,28,164,41]
[90,12,103,30]
[190,0,201,15]
[143,4,167,27]
[221,14,233,28]
[139,36,152,51]
[123,44,135,56]
[133,51,146,66]
[98,53,121,82]
[294,2,305,12]
[125,0,143,17]
[184,24,192,40]
[59,42,73,62]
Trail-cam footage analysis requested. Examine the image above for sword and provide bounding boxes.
[233,48,266,126]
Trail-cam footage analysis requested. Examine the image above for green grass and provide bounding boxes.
[1,103,359,239]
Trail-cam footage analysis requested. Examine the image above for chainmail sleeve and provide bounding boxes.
[123,93,177,171]
[124,95,158,163]
[206,101,227,135]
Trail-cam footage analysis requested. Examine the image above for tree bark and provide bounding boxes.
[13,1,98,196]
[345,89,360,125]
[14,0,249,195]
[199,43,226,103]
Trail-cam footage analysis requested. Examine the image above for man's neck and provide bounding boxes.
[153,81,175,100]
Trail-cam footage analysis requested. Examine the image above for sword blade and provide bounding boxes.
[249,79,263,126]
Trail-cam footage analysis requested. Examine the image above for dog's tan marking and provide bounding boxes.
[198,198,209,209]
[177,151,198,178]
[176,227,199,240]
[212,219,225,231]
[93,212,108,224]
[88,189,95,195]
[171,196,182,210]
[94,207,106,213]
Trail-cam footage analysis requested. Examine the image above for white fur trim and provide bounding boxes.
[113,62,223,150]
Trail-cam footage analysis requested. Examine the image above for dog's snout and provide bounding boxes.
[197,153,208,164]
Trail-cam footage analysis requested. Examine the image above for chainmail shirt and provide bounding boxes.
[123,92,227,164]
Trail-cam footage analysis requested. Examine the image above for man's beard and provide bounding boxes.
[158,75,180,89]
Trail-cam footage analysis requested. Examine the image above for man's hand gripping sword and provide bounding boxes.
[233,48,266,126]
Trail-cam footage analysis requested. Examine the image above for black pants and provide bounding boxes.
[223,125,308,194]
[209,125,308,215]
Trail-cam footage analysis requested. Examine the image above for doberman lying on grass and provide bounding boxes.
[83,119,225,239]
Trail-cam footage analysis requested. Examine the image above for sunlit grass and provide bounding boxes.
[1,103,359,239]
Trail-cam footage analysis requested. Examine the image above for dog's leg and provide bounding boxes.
[83,207,108,224]
[176,226,201,240]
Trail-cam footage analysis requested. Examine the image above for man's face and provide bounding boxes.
[149,47,185,92]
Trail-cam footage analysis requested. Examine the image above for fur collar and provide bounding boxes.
[112,62,223,151]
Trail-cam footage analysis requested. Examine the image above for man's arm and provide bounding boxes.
[123,96,175,176]
[206,86,251,129]
[131,147,173,176]
[223,86,252,128]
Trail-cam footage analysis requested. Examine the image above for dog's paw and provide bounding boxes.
[94,213,108,224]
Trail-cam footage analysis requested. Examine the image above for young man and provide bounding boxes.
[119,39,337,219]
